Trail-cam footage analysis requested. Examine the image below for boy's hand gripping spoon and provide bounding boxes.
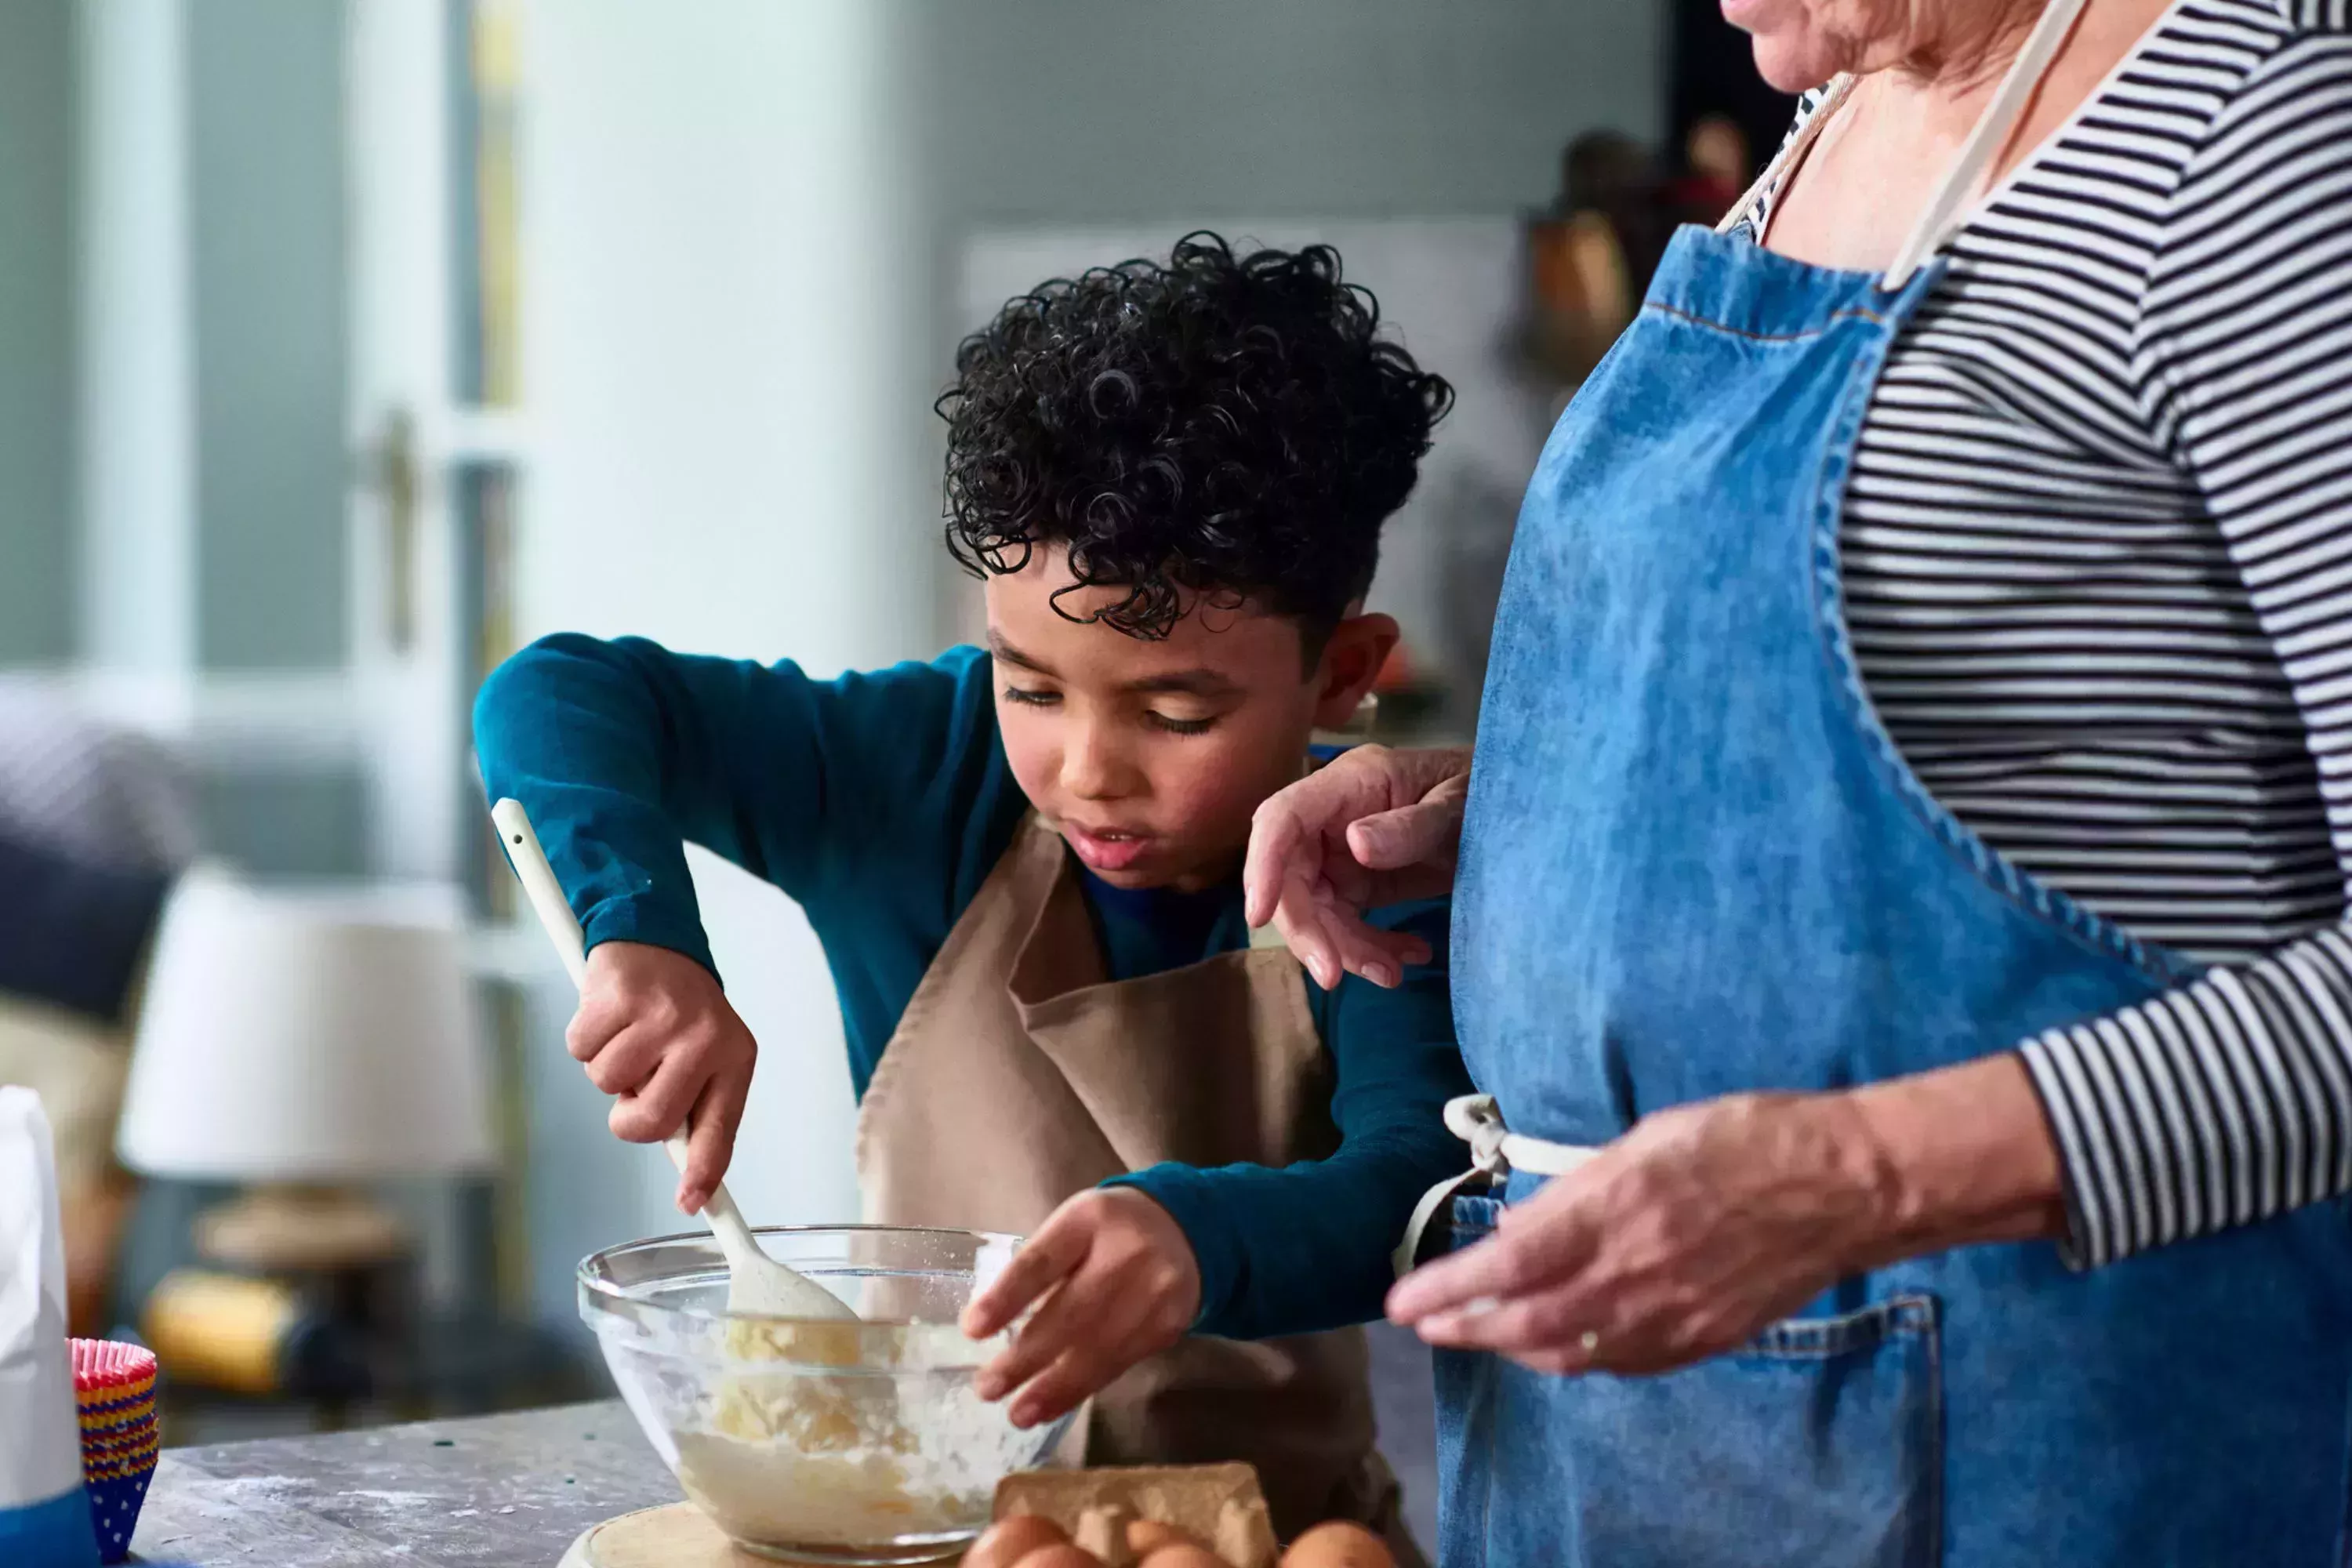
[492,797,856,1322]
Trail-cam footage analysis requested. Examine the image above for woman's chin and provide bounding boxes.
[1723,5,1849,97]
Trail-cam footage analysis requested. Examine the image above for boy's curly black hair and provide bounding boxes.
[938,232,1454,650]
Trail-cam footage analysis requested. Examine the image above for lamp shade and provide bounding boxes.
[116,869,494,1180]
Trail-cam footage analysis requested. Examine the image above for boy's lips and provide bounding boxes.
[1061,822,1156,873]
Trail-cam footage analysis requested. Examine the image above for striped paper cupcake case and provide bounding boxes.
[71,1341,161,1565]
[79,1410,156,1433]
[76,1388,155,1417]
[81,1437,161,1466]
[71,1339,158,1395]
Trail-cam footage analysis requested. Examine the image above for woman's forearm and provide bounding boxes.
[1845,1052,2067,1261]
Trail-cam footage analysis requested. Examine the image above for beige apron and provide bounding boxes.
[856,816,1409,1550]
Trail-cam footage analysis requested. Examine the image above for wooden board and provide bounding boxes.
[557,1504,749,1568]
[557,1501,969,1567]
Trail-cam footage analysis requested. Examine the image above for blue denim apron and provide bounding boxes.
[1436,15,2352,1565]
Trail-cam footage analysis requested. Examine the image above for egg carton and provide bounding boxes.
[990,1464,1279,1568]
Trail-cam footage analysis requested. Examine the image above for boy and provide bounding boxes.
[474,234,1465,1548]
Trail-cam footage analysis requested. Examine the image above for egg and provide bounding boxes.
[1127,1520,1206,1555]
[1279,1521,1394,1568]
[1136,1546,1227,1568]
[1015,1546,1112,1568]
[965,1514,1071,1568]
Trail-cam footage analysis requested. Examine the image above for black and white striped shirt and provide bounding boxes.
[1748,0,2352,1266]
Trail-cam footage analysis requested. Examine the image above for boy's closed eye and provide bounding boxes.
[1002,682,1222,737]
[1148,710,1217,737]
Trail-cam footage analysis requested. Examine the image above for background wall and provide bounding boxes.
[914,0,1664,223]
[0,0,78,667]
[187,0,349,670]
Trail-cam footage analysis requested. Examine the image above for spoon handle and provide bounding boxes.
[492,797,746,1230]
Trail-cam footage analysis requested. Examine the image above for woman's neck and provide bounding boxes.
[1883,0,2046,94]
[1761,0,2173,272]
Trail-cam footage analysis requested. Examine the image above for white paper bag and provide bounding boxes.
[0,1087,100,1566]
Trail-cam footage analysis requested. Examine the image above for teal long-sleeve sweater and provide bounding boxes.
[473,634,1472,1341]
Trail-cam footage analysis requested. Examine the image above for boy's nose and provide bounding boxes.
[1060,724,1136,800]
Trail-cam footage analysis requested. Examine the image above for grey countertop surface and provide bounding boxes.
[132,1401,678,1568]
[129,1326,1442,1566]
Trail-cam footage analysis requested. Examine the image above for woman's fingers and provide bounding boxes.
[1391,1093,1911,1379]
[1271,865,1431,989]
[1271,867,1346,990]
[1388,1184,1602,1325]
[1414,1290,1600,1367]
[1243,794,1315,929]
[1323,920,1434,990]
[1346,796,1461,873]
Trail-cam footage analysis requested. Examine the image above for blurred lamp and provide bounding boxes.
[117,869,493,1270]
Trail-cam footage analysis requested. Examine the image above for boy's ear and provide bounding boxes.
[1312,612,1400,729]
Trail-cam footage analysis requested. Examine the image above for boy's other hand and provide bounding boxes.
[568,941,755,1214]
[1243,743,1472,989]
[961,1188,1202,1430]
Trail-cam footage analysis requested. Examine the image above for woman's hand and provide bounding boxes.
[1388,1056,2067,1376]
[961,1188,1202,1430]
[1243,743,1472,989]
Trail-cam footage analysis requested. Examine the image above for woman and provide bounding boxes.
[1245,1,2352,1563]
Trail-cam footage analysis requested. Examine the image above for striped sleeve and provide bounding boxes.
[2019,27,2352,1269]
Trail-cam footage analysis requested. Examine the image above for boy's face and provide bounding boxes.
[985,544,1394,893]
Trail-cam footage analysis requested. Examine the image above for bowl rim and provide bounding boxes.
[576,1222,1026,1333]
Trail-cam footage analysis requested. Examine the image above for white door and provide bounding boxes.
[345,0,524,891]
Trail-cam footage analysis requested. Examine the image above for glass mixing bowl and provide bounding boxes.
[580,1225,1073,1564]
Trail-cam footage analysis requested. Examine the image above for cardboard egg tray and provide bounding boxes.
[993,1463,1281,1568]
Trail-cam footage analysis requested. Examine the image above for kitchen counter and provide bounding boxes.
[132,1400,678,1566]
[131,1323,1443,1564]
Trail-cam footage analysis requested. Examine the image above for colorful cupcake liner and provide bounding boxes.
[82,1439,159,1463]
[71,1338,158,1389]
[83,1463,158,1485]
[74,1367,156,1396]
[81,1448,158,1476]
[80,1425,159,1451]
[77,1403,154,1425]
[81,1439,160,1466]
[70,1341,162,1566]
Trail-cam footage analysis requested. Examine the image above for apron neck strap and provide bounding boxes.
[1717,0,2089,290]
[1715,74,1859,241]
[1883,0,2086,287]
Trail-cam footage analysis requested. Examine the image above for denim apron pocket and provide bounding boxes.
[1436,1185,1940,1568]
